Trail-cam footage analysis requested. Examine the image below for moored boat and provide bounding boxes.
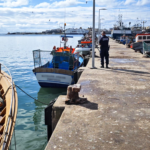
[75,34,96,56]
[74,44,92,56]
[33,50,83,88]
[64,28,89,35]
[32,23,84,88]
[130,33,150,53]
[0,64,18,150]
[111,14,132,40]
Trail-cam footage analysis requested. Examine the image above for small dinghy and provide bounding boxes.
[0,64,18,150]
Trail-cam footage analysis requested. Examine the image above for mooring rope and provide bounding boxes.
[15,85,49,105]
[3,85,49,105]
[14,126,17,150]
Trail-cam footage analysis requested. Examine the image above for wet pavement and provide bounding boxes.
[45,39,150,150]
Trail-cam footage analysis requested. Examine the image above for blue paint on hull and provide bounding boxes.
[39,82,69,88]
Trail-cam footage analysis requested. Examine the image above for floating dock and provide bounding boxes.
[45,39,150,150]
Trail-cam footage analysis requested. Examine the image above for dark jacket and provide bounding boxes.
[99,35,109,49]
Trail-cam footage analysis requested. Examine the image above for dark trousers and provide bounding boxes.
[100,48,109,66]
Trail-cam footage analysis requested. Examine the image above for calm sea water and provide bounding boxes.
[0,35,82,150]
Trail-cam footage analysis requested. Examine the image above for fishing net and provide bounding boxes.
[143,42,150,57]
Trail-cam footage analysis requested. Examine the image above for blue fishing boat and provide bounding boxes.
[32,50,83,88]
[33,23,84,88]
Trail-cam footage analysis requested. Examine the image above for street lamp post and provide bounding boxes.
[92,0,95,68]
[100,18,104,36]
[98,8,106,41]
[98,11,100,39]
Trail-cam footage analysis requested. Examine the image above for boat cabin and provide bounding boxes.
[135,33,150,42]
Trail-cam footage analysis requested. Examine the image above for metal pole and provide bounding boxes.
[92,0,95,68]
[100,10,101,38]
[98,10,100,40]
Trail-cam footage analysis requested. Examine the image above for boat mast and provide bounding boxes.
[64,23,66,48]
[118,14,126,36]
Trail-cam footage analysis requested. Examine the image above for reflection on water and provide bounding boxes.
[0,35,81,150]
[10,87,66,150]
[33,87,66,128]
[36,87,67,106]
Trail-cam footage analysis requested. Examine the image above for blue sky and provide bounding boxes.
[0,0,150,33]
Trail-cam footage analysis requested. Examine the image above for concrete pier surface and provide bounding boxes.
[45,39,150,150]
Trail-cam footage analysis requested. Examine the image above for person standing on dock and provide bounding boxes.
[99,31,109,68]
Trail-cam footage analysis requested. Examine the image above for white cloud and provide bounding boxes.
[0,0,150,33]
[35,0,85,9]
[136,0,150,5]
[51,0,85,7]
[0,0,28,7]
[16,23,30,27]
[95,0,122,8]
[124,0,135,5]
[35,2,50,8]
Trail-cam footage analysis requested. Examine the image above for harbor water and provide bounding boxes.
[0,35,82,150]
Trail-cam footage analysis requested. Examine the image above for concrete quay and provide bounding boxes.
[45,39,150,150]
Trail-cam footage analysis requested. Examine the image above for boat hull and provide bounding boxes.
[33,68,74,88]
[39,82,69,88]
[75,47,91,55]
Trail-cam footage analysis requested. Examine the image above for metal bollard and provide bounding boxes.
[65,84,87,104]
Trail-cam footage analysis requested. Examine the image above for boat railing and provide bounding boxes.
[33,49,53,69]
[0,63,17,150]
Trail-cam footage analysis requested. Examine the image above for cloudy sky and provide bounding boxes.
[0,0,150,33]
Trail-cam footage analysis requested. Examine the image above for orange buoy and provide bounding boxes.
[81,41,92,44]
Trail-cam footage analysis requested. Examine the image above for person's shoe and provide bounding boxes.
[101,65,104,68]
[106,65,109,68]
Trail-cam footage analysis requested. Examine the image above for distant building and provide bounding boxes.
[43,28,63,34]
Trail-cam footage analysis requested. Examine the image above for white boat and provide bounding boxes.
[130,33,150,53]
[131,24,142,35]
[135,33,150,43]
[65,28,89,35]
[111,14,132,39]
[74,47,91,55]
